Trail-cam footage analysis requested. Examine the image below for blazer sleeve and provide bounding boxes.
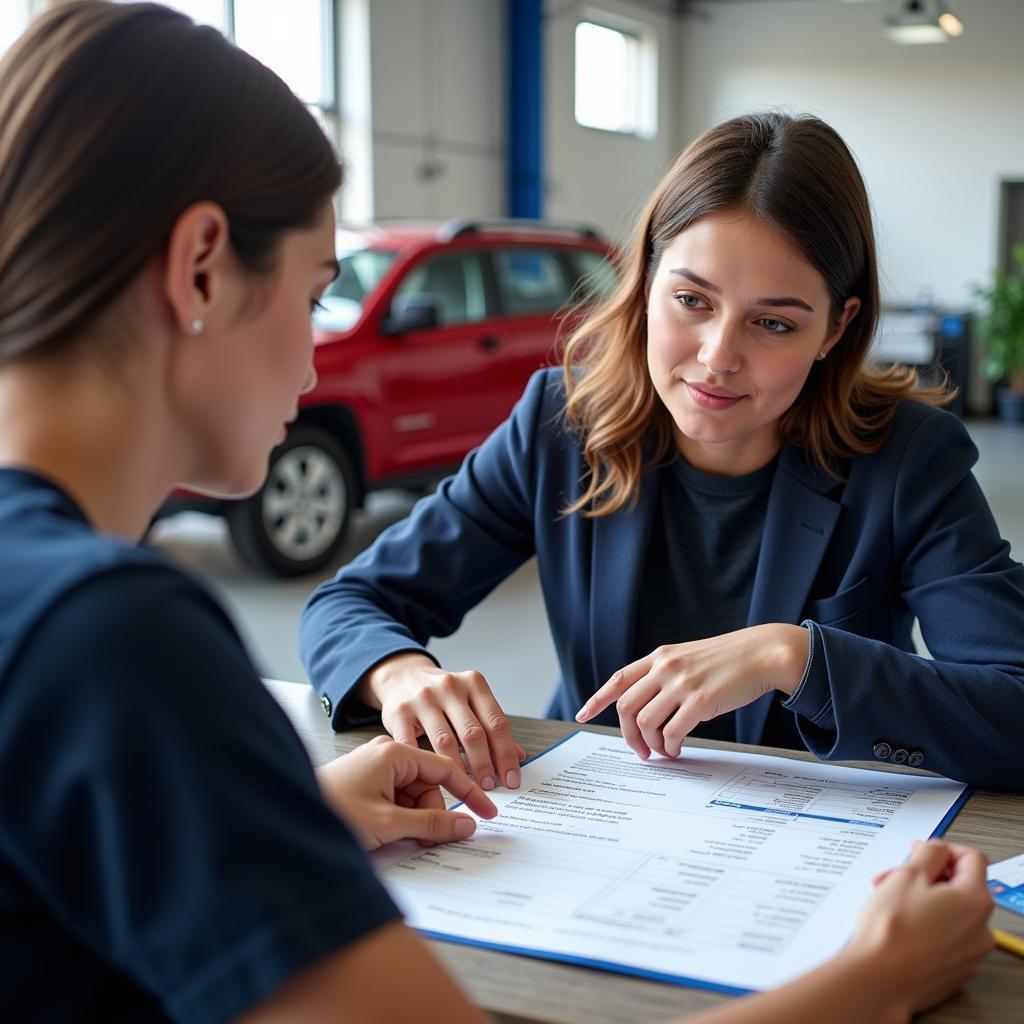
[299,369,556,728]
[789,409,1024,789]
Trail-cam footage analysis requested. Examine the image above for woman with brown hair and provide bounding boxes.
[302,112,1024,791]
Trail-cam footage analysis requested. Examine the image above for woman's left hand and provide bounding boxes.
[576,624,810,759]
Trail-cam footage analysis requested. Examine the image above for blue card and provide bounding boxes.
[988,853,1024,916]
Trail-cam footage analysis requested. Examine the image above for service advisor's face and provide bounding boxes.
[645,210,859,476]
[186,203,338,499]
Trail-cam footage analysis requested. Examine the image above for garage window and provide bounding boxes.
[574,18,657,138]
[0,1,31,56]
[117,0,335,115]
[234,0,333,110]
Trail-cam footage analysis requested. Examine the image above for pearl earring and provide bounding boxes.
[191,318,204,335]
[816,351,827,361]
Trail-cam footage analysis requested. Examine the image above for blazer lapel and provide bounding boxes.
[589,468,661,702]
[738,446,842,743]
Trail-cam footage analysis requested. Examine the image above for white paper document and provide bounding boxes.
[371,731,969,993]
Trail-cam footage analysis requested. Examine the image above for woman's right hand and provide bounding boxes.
[360,652,524,791]
[317,735,498,850]
[844,840,994,1019]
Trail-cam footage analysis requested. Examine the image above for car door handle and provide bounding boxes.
[476,335,501,351]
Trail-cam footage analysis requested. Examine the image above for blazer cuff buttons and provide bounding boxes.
[873,740,924,768]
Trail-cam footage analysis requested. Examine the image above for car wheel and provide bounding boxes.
[227,424,358,577]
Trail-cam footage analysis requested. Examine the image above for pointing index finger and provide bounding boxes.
[576,656,652,723]
[409,746,499,819]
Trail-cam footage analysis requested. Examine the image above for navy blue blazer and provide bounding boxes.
[300,368,1024,789]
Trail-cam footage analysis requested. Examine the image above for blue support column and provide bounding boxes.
[507,0,543,219]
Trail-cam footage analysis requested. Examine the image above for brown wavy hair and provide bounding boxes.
[562,112,951,516]
[0,1,341,365]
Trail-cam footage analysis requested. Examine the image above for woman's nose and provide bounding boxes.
[698,321,742,375]
[300,364,318,395]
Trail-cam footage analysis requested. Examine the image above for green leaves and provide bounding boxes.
[974,243,1024,391]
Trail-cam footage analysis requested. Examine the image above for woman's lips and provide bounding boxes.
[684,381,745,410]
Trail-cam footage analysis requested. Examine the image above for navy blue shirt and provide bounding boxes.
[0,469,399,1022]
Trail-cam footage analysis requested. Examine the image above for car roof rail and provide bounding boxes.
[437,218,604,243]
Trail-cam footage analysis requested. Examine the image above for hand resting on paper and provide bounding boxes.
[846,839,995,1018]
[358,651,526,790]
[686,839,994,1024]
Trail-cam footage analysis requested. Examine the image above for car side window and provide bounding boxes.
[570,249,617,302]
[493,248,572,316]
[393,252,487,326]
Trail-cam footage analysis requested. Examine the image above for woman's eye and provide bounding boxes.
[676,293,705,309]
[758,317,791,335]
[311,299,326,315]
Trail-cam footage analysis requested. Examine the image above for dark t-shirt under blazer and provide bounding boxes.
[0,469,399,1022]
[636,455,775,743]
[301,367,1024,790]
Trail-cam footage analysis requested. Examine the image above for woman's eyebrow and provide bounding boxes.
[669,267,720,293]
[668,266,814,312]
[756,295,814,312]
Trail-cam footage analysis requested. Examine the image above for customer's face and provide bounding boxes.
[180,202,337,498]
[645,209,859,475]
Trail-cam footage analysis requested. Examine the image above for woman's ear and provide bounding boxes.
[820,296,862,358]
[163,202,231,336]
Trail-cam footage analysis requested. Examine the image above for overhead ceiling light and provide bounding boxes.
[885,0,964,45]
[937,9,965,36]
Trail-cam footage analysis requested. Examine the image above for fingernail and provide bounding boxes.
[506,769,520,789]
[575,708,588,722]
[454,817,476,837]
[480,775,495,791]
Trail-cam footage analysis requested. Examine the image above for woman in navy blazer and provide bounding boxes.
[301,113,1024,791]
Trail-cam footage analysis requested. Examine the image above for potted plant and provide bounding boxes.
[974,242,1024,422]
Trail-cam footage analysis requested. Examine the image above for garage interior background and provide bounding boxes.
[3,0,1022,714]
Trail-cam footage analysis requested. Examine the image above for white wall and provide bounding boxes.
[675,0,1024,311]
[366,0,506,219]
[543,0,681,240]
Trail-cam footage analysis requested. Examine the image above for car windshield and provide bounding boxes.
[314,249,398,332]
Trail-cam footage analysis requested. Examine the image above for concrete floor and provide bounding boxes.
[149,418,1024,718]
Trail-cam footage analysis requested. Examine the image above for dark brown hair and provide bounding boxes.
[0,0,342,364]
[562,111,951,516]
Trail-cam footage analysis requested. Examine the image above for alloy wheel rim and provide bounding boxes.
[262,446,346,561]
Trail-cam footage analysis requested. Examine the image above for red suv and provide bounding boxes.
[161,218,616,576]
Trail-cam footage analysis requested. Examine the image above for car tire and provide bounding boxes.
[227,424,358,577]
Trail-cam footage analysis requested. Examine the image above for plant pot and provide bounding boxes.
[995,387,1024,423]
